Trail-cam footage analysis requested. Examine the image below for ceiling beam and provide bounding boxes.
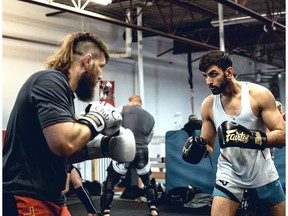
[20,0,220,50]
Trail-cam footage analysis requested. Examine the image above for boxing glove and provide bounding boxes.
[182,136,208,164]
[218,121,267,150]
[78,101,122,139]
[86,127,136,163]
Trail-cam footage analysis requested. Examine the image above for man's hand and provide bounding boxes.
[182,136,209,164]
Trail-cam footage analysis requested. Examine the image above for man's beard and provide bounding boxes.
[76,69,97,102]
[210,76,228,95]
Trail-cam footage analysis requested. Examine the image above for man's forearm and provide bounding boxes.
[67,147,89,164]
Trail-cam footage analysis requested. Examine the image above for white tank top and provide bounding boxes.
[213,82,278,188]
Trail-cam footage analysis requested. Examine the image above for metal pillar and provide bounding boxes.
[137,6,145,107]
[218,3,225,51]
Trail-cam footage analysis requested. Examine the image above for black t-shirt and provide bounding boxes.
[3,69,75,204]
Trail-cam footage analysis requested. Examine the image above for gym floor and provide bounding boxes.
[67,195,212,216]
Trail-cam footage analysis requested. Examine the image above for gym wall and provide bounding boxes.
[3,0,285,137]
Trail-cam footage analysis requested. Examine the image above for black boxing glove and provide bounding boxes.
[182,136,208,164]
[218,121,267,150]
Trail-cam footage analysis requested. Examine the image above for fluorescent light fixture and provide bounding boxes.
[90,0,112,5]
[91,0,112,5]
[211,11,286,27]
[80,0,112,9]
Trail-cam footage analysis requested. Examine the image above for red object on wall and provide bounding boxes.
[99,80,115,106]
[2,130,6,148]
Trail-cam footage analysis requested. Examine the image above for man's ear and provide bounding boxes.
[83,53,93,69]
[225,67,234,78]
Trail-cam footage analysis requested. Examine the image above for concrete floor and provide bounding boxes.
[66,195,212,216]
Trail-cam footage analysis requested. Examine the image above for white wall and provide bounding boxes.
[2,0,208,136]
[2,0,285,137]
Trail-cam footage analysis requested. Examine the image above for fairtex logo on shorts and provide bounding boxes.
[219,180,228,186]
[225,129,249,144]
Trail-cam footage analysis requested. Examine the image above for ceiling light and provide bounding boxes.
[90,0,112,6]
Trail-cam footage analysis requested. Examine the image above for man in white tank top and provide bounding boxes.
[182,50,285,216]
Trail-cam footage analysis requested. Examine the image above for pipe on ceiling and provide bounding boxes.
[109,9,132,58]
[214,0,285,33]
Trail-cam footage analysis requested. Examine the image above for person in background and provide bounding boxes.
[3,32,135,216]
[182,114,202,136]
[182,50,285,216]
[63,164,101,216]
[100,95,159,216]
